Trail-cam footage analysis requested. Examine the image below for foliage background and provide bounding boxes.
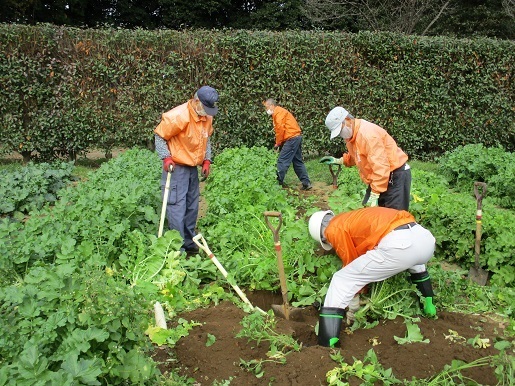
[0,24,514,162]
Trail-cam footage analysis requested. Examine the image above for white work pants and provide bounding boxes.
[323,224,435,309]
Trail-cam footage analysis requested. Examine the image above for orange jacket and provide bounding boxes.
[272,106,302,145]
[154,100,214,166]
[324,207,415,266]
[342,119,408,194]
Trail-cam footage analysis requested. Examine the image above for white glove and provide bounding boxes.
[346,295,360,324]
[366,192,380,207]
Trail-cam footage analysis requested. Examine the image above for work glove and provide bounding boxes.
[346,294,360,325]
[163,156,175,172]
[423,297,437,317]
[365,192,380,207]
[320,156,343,165]
[201,160,211,179]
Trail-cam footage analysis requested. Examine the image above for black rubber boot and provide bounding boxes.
[410,271,436,317]
[318,307,345,347]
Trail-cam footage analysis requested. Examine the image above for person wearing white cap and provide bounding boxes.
[321,107,411,210]
[154,85,219,254]
[308,207,437,347]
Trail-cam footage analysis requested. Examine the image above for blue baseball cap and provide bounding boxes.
[196,86,219,116]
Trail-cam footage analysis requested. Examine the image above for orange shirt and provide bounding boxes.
[343,119,408,194]
[272,106,302,145]
[324,207,415,266]
[154,100,213,166]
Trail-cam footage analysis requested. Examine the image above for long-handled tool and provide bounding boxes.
[155,167,173,327]
[263,211,303,321]
[329,164,342,189]
[468,182,489,286]
[193,234,266,315]
[158,168,173,237]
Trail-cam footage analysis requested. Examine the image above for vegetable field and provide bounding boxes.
[1,146,514,385]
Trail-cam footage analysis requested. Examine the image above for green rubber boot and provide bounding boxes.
[410,271,437,317]
[423,297,437,317]
[318,307,345,347]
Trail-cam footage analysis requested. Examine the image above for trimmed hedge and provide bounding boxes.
[1,24,514,161]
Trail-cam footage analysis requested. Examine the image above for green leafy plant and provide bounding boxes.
[492,340,515,385]
[394,320,430,345]
[145,319,202,347]
[437,144,515,209]
[199,146,327,303]
[0,149,225,384]
[467,335,491,349]
[0,264,161,385]
[206,333,216,347]
[327,349,401,385]
[236,313,302,379]
[239,358,266,378]
[0,161,75,216]
[353,275,420,329]
[406,357,493,386]
[236,312,301,357]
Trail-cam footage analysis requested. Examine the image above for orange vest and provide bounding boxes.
[343,119,408,193]
[324,207,415,266]
[154,100,213,166]
[272,106,302,145]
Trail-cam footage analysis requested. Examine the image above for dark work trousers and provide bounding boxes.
[161,165,199,251]
[276,135,311,186]
[378,164,412,210]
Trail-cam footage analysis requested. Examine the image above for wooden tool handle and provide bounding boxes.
[264,211,282,243]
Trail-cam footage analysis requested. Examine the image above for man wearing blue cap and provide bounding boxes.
[154,86,219,254]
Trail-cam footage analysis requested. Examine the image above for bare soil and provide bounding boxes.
[154,295,507,385]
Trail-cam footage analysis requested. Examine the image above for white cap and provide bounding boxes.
[325,107,349,140]
[308,210,334,251]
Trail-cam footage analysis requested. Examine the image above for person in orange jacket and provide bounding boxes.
[264,99,312,190]
[154,85,219,254]
[308,207,437,347]
[320,107,411,210]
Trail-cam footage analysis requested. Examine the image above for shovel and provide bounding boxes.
[193,234,267,315]
[263,211,303,321]
[468,182,488,286]
[329,164,342,189]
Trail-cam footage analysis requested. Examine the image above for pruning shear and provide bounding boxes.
[329,164,342,189]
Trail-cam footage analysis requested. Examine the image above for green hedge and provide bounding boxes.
[1,24,513,161]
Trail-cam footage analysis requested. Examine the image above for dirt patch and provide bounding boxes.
[300,181,332,211]
[157,297,505,385]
